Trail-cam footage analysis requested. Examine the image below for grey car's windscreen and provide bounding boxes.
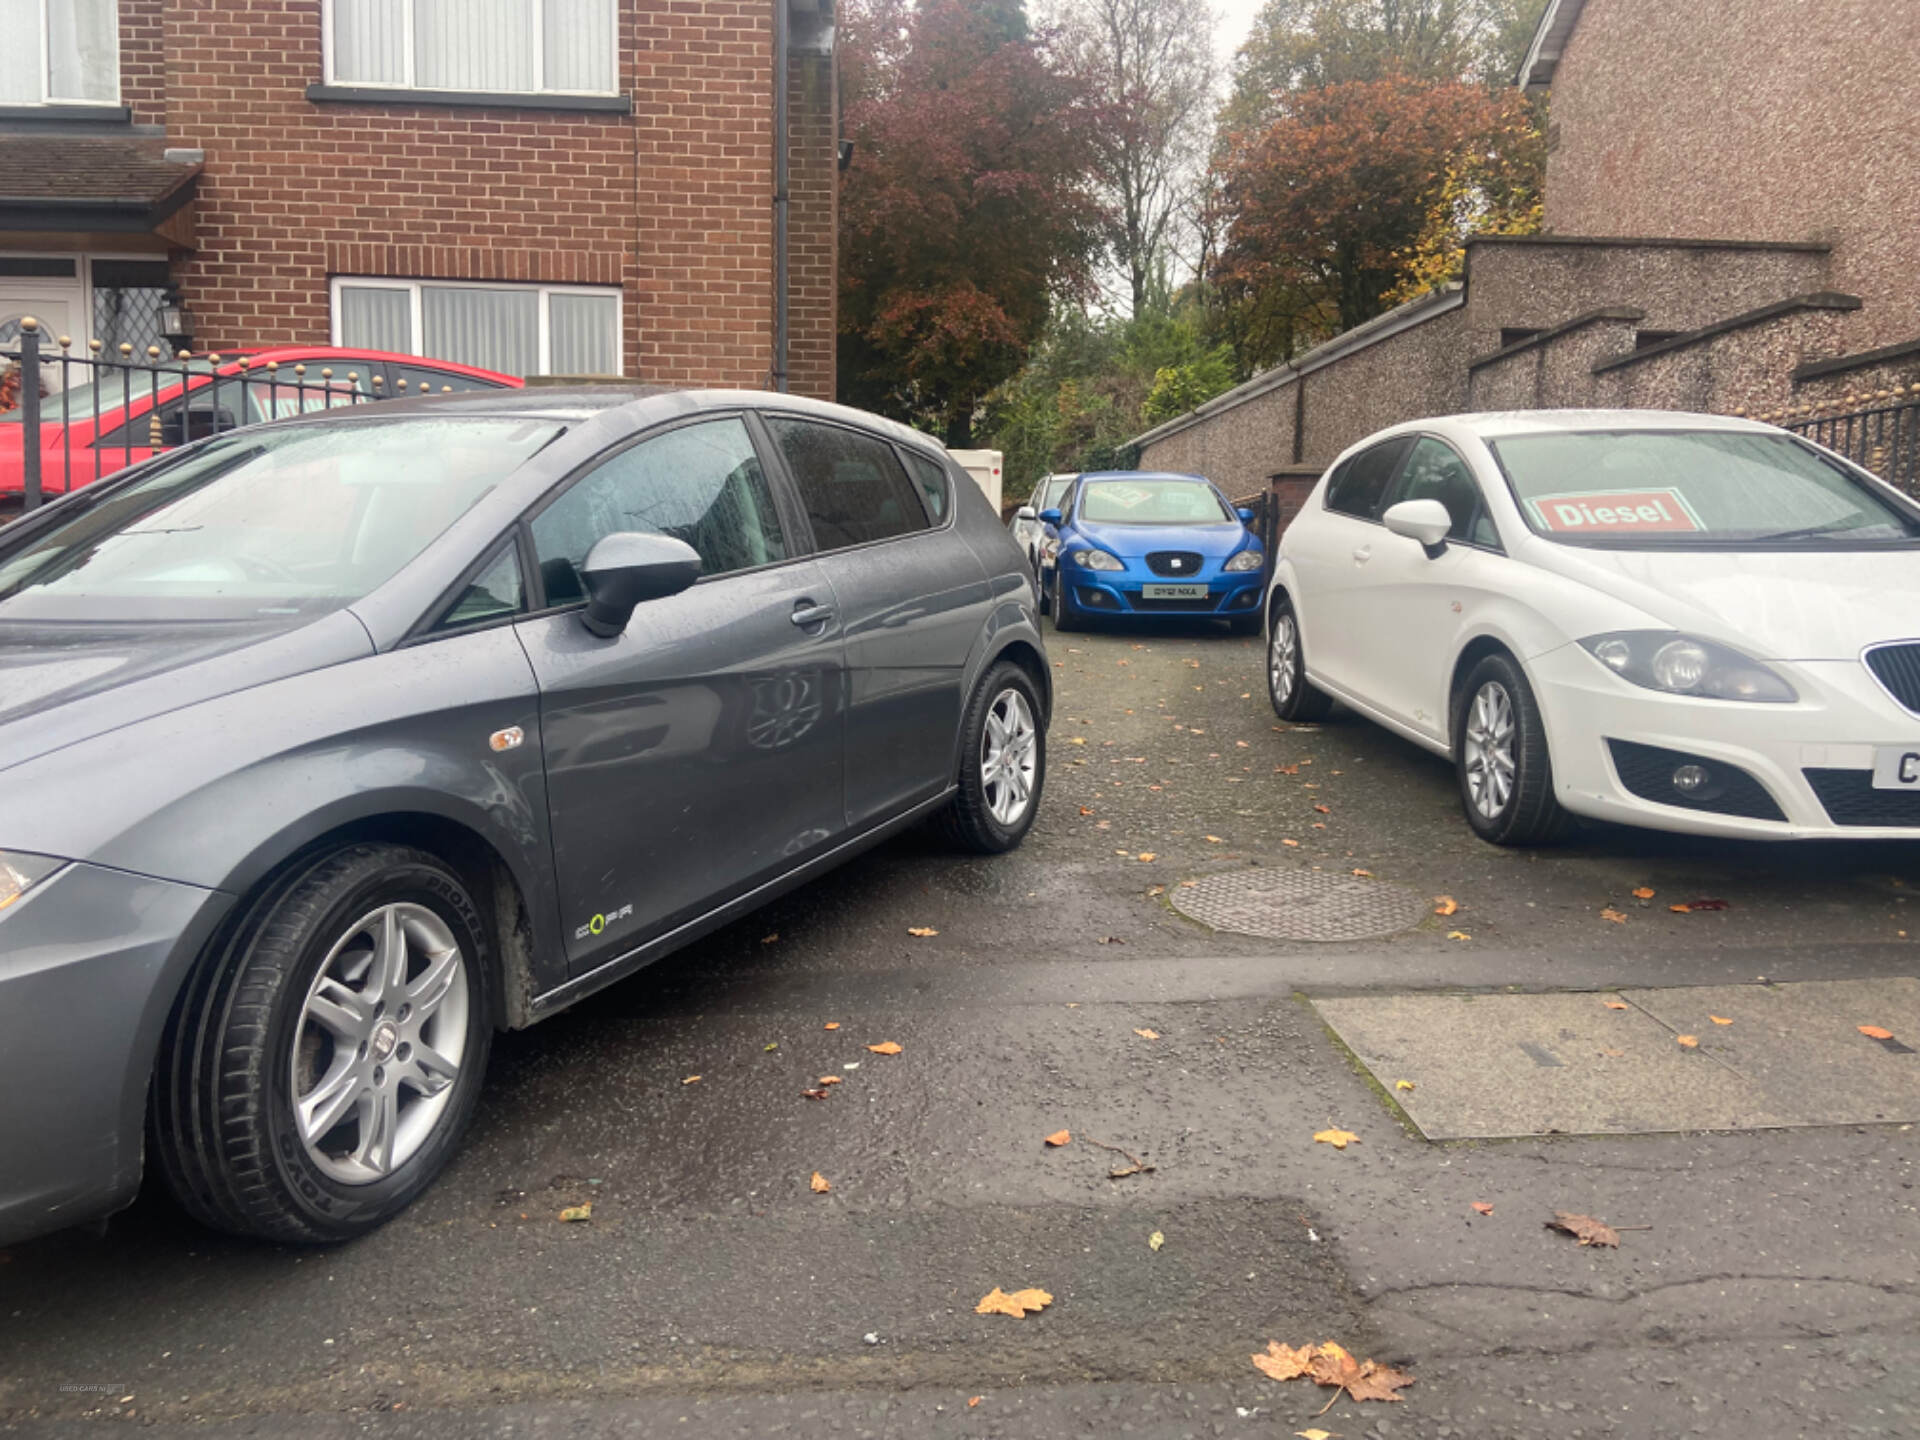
[1489,430,1920,547]
[0,417,562,623]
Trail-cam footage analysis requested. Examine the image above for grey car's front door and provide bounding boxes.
[761,417,992,830]
[514,415,846,971]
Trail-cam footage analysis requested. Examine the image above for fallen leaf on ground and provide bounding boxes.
[810,1172,831,1193]
[1353,868,1373,878]
[682,1075,701,1085]
[1044,1130,1071,1147]
[800,1088,830,1100]
[558,1202,592,1222]
[968,1396,982,1408]
[1283,838,1302,847]
[1067,736,1086,745]
[1313,804,1331,814]
[1314,1128,1359,1149]
[1670,903,1692,913]
[1133,1027,1160,1040]
[1205,834,1224,843]
[1633,886,1656,899]
[907,926,939,937]
[764,1042,779,1052]
[1676,1034,1699,1048]
[1860,1024,1896,1040]
[1688,897,1731,911]
[1602,1000,1630,1010]
[1147,884,1166,897]
[818,1075,842,1085]
[867,1041,903,1055]
[1710,1015,1733,1025]
[1600,908,1628,924]
[1547,1212,1620,1247]
[1447,930,1471,941]
[975,1287,1052,1318]
[761,932,779,944]
[1149,1230,1165,1251]
[823,1021,840,1030]
[1079,806,1094,816]
[1098,935,1126,945]
[1394,1079,1415,1092]
[1433,896,1459,916]
[1254,1341,1414,1407]
[1471,1201,1494,1215]
[1295,1431,1338,1440]
[1137,852,1157,862]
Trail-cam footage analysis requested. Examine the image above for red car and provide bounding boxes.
[0,346,519,508]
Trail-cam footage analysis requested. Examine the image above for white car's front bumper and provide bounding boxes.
[1531,643,1920,839]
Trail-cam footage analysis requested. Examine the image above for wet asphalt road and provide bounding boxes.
[6,618,1920,1438]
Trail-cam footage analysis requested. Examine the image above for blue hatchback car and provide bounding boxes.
[1041,471,1266,633]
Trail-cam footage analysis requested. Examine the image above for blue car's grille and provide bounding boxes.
[1145,551,1204,577]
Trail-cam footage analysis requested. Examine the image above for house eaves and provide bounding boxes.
[1517,0,1587,92]
[1128,283,1464,452]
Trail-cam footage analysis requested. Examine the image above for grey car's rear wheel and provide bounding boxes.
[151,843,493,1243]
[938,660,1046,853]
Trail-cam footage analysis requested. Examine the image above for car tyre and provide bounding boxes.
[1267,594,1332,721]
[1051,567,1083,632]
[1452,652,1569,846]
[1034,553,1050,615]
[938,660,1046,854]
[151,843,494,1243]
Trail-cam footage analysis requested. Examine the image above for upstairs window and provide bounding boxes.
[0,0,119,106]
[326,0,617,95]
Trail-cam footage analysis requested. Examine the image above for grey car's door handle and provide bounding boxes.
[791,601,835,629]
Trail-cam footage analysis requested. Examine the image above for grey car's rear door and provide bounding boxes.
[758,415,992,830]
[513,414,847,972]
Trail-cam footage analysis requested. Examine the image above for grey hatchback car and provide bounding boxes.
[0,388,1049,1245]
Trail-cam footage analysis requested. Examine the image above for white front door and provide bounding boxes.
[1,275,87,391]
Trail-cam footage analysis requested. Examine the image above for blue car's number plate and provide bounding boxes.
[1141,583,1207,599]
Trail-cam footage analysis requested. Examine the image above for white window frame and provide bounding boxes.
[320,0,620,97]
[328,276,625,376]
[9,0,122,108]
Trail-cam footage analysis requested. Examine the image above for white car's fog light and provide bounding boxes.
[1579,631,1796,703]
[1671,764,1710,794]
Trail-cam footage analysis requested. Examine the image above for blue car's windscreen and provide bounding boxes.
[1078,478,1233,526]
[0,417,561,622]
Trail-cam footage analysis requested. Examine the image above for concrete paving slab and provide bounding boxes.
[1312,989,1783,1139]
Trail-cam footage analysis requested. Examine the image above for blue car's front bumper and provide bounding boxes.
[1059,561,1265,619]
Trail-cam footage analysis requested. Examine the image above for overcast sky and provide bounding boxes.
[1212,0,1265,75]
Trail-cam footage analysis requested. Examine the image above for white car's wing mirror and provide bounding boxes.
[1381,498,1454,555]
[1014,505,1038,521]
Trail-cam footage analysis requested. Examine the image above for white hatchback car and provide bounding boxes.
[1266,410,1920,844]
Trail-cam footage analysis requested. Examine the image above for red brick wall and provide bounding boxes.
[785,46,836,401]
[149,0,821,389]
[120,0,166,125]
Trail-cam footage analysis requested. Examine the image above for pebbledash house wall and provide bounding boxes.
[1137,235,1835,494]
[108,0,831,397]
[1541,0,1920,348]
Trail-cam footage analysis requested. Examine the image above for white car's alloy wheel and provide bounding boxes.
[1462,680,1517,820]
[1269,612,1298,707]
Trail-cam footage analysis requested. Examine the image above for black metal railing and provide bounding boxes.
[0,316,425,515]
[1781,389,1920,495]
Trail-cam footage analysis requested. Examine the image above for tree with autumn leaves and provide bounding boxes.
[837,0,1104,445]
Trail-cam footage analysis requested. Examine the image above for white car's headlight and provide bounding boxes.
[1224,550,1264,572]
[0,851,63,913]
[1580,631,1797,703]
[1072,548,1124,571]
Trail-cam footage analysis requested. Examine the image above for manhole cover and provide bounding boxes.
[1171,867,1428,942]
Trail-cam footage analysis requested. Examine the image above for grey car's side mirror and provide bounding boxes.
[1039,508,1063,526]
[579,532,702,637]
[1015,505,1038,521]
[1381,498,1453,556]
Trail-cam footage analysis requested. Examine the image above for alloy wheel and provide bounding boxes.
[291,902,471,1184]
[1462,680,1517,819]
[980,688,1039,826]
[1269,611,1297,705]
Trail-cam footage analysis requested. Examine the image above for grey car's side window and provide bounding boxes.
[433,544,525,632]
[1324,437,1413,520]
[765,416,931,550]
[901,449,951,522]
[1390,436,1500,548]
[531,416,789,604]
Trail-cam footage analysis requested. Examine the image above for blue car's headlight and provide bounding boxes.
[1071,548,1124,572]
[0,850,64,914]
[1580,631,1797,702]
[1224,550,1264,572]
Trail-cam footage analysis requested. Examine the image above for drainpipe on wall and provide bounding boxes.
[772,0,790,393]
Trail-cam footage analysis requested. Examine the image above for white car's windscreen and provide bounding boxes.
[1489,430,1920,546]
[1078,479,1232,526]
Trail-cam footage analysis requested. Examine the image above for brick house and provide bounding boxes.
[1134,0,1920,496]
[0,0,839,399]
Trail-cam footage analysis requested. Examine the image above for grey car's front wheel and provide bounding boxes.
[938,660,1046,853]
[151,843,493,1243]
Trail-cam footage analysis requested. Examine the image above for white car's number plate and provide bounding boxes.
[1872,747,1920,790]
[1142,583,1207,599]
